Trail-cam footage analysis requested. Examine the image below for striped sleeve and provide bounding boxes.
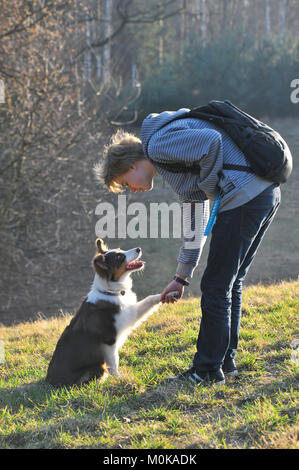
[176,199,210,278]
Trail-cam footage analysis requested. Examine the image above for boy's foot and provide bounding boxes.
[222,358,238,378]
[168,366,225,386]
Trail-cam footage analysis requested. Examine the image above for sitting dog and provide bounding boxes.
[46,238,161,387]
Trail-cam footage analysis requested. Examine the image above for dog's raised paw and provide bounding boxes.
[165,291,180,299]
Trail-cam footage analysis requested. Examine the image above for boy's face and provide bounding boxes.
[113,159,156,193]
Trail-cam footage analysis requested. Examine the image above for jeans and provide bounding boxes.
[193,183,281,372]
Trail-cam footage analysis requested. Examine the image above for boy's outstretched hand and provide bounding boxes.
[160,280,184,303]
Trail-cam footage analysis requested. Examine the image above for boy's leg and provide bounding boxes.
[225,189,281,362]
[193,204,246,372]
[193,184,281,373]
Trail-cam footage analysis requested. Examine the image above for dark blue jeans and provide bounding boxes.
[193,183,281,372]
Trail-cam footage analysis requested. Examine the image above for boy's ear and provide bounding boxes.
[95,238,108,254]
[129,163,137,170]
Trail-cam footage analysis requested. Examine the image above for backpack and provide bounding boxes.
[146,100,293,184]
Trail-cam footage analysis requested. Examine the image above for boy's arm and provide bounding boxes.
[176,199,210,279]
[160,199,209,303]
[148,122,220,291]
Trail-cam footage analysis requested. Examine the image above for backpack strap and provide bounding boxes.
[148,158,202,174]
[222,164,255,174]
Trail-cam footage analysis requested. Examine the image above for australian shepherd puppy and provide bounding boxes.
[46,238,161,387]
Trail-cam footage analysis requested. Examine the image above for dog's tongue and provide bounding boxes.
[127,260,144,269]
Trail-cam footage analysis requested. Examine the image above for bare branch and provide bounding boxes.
[0,1,69,40]
[73,0,186,60]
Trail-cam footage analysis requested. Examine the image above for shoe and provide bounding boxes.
[222,357,238,378]
[168,366,225,386]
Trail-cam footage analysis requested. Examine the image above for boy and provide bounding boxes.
[94,108,281,386]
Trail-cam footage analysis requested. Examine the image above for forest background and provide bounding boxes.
[0,0,298,324]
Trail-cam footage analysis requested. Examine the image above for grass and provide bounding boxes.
[0,279,298,449]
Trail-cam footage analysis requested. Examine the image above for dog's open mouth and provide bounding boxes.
[126,260,144,271]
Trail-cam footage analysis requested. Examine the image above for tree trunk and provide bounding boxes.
[84,12,92,81]
[280,0,287,45]
[159,19,164,65]
[103,0,112,86]
[200,0,207,47]
[95,0,102,81]
[265,0,271,38]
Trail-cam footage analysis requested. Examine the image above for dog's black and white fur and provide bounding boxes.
[46,238,161,387]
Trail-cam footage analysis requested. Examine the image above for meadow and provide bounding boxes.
[0,279,298,449]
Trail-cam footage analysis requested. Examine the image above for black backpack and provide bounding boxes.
[146,100,293,184]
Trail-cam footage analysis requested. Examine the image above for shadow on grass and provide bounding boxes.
[0,379,51,410]
[1,369,297,449]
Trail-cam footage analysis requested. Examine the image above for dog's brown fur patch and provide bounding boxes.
[113,262,128,281]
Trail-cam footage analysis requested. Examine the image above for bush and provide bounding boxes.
[138,32,299,120]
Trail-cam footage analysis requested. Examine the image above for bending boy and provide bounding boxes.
[94,108,281,386]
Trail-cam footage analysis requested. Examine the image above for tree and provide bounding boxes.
[0,0,186,323]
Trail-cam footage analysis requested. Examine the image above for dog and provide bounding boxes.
[46,238,162,387]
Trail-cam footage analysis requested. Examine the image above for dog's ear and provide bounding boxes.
[95,238,108,254]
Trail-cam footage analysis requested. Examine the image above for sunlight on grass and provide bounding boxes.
[0,279,298,449]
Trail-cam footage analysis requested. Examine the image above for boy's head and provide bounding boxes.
[94,129,156,193]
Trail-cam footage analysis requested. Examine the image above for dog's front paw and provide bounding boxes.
[106,364,120,377]
[108,368,120,377]
[149,294,162,304]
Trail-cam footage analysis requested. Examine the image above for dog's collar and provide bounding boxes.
[97,288,126,297]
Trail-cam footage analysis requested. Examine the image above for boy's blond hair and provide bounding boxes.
[94,129,145,193]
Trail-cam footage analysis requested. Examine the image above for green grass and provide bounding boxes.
[0,279,298,449]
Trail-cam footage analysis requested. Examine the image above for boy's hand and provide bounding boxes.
[160,280,184,303]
